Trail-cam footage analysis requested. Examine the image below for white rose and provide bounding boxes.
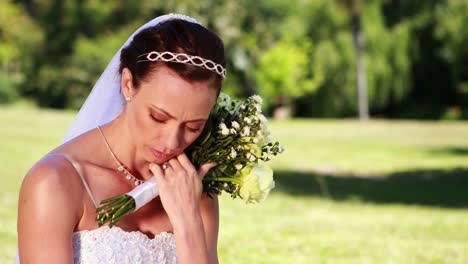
[238,164,275,203]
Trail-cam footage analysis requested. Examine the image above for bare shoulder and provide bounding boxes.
[19,154,84,217]
[17,154,85,261]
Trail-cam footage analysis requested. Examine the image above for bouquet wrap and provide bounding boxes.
[128,177,158,210]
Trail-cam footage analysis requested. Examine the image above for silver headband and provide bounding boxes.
[137,51,226,79]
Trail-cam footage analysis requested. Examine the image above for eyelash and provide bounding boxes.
[150,115,200,133]
[150,115,166,123]
[187,127,201,133]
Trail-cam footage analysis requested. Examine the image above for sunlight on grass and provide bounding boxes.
[1,106,467,263]
[268,119,468,174]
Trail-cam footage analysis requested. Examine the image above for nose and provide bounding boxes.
[165,125,183,151]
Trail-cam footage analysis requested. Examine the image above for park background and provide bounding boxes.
[1,0,468,263]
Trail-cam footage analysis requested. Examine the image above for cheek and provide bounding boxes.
[182,131,200,147]
[130,107,155,140]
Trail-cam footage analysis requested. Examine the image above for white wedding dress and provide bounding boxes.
[15,155,178,264]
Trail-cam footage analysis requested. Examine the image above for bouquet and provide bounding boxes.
[96,93,284,227]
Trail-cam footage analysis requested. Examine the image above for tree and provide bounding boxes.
[338,0,369,120]
[0,0,42,103]
[253,37,323,117]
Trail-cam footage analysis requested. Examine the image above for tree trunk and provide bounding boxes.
[351,11,369,120]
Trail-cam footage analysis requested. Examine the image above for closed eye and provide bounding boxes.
[187,127,201,133]
[150,115,167,123]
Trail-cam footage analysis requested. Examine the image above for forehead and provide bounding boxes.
[136,66,218,118]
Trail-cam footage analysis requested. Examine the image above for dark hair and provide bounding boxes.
[119,19,226,91]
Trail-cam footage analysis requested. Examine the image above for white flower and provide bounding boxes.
[230,149,237,159]
[238,164,275,203]
[235,164,243,170]
[241,126,251,136]
[230,128,237,134]
[253,137,259,144]
[278,146,285,153]
[251,95,263,104]
[219,123,229,135]
[255,104,262,112]
[246,152,257,162]
[258,114,268,124]
[219,92,231,103]
[243,117,252,124]
[231,121,240,130]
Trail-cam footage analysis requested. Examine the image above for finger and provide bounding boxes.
[149,163,164,180]
[176,153,196,173]
[197,162,217,180]
[167,158,184,174]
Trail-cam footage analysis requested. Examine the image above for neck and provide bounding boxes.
[99,114,153,181]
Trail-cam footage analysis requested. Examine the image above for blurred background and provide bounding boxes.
[1,0,468,263]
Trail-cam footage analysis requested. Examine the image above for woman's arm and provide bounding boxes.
[200,194,220,264]
[172,194,219,264]
[17,156,82,264]
[149,153,217,264]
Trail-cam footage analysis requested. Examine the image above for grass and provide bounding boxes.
[1,105,468,263]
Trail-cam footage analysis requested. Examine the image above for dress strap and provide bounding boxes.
[55,154,99,208]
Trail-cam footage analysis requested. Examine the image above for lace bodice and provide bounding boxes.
[73,226,177,263]
[15,226,177,264]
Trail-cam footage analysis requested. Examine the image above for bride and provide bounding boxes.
[16,14,226,264]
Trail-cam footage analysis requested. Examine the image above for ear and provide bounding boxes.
[121,68,135,99]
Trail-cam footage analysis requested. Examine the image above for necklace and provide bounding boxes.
[97,126,144,186]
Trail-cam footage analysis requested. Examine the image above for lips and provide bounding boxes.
[150,148,172,160]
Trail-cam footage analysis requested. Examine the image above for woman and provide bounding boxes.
[16,14,226,263]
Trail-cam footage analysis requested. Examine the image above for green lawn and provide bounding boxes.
[1,105,468,263]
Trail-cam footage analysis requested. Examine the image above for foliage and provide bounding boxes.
[435,0,468,117]
[0,0,42,103]
[254,37,323,109]
[2,0,468,118]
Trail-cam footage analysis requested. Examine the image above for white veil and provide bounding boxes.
[62,14,203,143]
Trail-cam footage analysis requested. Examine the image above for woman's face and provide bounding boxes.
[123,66,218,164]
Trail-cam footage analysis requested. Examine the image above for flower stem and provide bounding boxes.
[205,177,243,185]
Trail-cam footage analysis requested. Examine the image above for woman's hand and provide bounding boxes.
[149,153,216,228]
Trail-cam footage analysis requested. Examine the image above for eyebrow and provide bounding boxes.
[151,104,207,123]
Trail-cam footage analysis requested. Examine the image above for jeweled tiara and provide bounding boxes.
[137,51,226,79]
